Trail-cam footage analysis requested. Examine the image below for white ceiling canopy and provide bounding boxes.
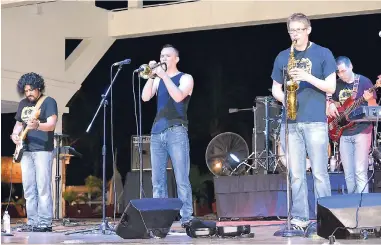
[2,100,19,114]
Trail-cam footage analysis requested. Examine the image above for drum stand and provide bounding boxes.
[250,97,281,174]
[230,99,282,175]
[229,106,270,175]
[269,121,285,173]
[229,106,260,175]
[332,142,342,172]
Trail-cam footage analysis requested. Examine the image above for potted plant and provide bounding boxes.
[63,190,78,217]
[189,165,213,217]
[85,175,102,203]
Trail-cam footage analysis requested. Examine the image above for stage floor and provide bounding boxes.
[2,219,380,244]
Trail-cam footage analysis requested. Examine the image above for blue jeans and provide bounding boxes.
[20,151,53,227]
[280,122,331,221]
[150,125,193,224]
[340,132,372,194]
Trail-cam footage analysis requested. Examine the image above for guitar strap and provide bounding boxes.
[34,95,47,113]
[351,74,360,99]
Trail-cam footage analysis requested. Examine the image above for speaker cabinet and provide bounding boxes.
[131,135,172,171]
[317,193,381,239]
[115,198,182,239]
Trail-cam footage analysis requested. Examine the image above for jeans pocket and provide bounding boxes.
[169,125,188,134]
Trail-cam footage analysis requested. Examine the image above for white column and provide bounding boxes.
[128,0,143,9]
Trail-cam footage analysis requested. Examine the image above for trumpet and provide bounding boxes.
[136,62,167,79]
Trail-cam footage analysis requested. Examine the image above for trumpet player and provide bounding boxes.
[271,13,337,231]
[141,44,196,228]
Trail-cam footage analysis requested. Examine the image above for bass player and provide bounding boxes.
[10,72,58,232]
[327,56,377,194]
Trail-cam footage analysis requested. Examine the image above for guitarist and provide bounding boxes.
[327,56,377,194]
[10,72,58,232]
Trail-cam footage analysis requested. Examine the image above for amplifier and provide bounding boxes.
[130,135,172,171]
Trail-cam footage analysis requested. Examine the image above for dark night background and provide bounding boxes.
[1,1,381,202]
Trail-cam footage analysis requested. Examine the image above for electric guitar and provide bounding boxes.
[328,76,381,142]
[13,109,41,163]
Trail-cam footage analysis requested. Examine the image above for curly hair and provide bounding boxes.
[17,72,45,94]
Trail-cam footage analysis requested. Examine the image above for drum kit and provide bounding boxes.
[207,91,381,177]
[221,94,342,176]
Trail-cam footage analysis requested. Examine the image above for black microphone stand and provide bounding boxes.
[53,134,62,221]
[53,133,69,221]
[274,66,304,237]
[65,65,124,235]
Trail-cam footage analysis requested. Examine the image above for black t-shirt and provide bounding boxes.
[332,75,376,136]
[271,43,336,123]
[15,96,58,151]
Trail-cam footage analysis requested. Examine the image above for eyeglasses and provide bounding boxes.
[288,28,307,34]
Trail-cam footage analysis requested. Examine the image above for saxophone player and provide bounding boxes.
[271,13,337,230]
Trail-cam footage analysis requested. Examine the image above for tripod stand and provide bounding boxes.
[229,101,282,175]
[65,65,124,235]
[257,97,283,173]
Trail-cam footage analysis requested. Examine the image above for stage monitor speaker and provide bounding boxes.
[317,193,381,239]
[131,135,172,171]
[115,198,182,239]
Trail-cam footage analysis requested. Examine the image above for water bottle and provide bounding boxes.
[329,156,336,172]
[3,211,11,234]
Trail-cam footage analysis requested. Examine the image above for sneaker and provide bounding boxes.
[33,226,52,232]
[181,217,203,228]
[290,223,306,231]
[16,224,34,232]
[181,220,192,228]
[290,218,310,230]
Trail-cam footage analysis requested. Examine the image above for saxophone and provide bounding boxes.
[286,40,299,120]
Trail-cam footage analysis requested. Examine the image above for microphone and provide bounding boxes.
[112,59,131,66]
[229,108,238,113]
[134,66,146,72]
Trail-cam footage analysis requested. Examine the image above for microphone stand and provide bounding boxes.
[274,66,304,237]
[53,133,69,221]
[65,65,124,235]
[264,97,271,173]
[135,73,144,199]
[53,134,62,221]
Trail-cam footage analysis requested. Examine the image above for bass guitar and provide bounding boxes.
[13,95,47,163]
[328,76,381,142]
[13,109,41,163]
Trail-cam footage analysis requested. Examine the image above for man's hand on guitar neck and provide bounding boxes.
[363,90,373,102]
